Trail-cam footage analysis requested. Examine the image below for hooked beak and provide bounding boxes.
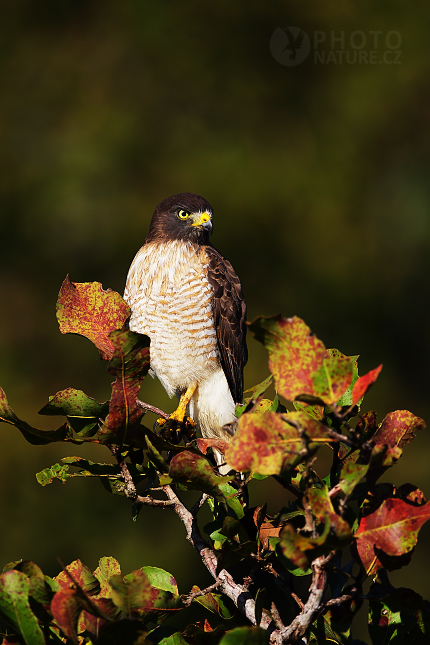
[191,211,213,233]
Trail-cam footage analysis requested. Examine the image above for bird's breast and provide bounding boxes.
[124,241,219,396]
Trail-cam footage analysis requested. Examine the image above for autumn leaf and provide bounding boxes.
[351,365,383,406]
[97,329,150,444]
[248,315,353,405]
[308,487,352,545]
[355,497,430,575]
[226,411,333,476]
[55,559,100,596]
[278,519,331,571]
[372,410,425,449]
[196,438,230,456]
[56,276,131,360]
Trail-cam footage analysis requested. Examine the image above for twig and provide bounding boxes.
[110,445,137,499]
[182,580,221,606]
[134,494,175,507]
[136,399,169,419]
[110,446,174,508]
[191,493,209,516]
[321,587,358,610]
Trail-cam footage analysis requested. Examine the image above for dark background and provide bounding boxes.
[1,1,430,638]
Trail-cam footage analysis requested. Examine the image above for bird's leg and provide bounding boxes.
[155,383,197,443]
[169,383,197,423]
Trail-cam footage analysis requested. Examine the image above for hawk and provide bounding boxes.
[124,193,247,472]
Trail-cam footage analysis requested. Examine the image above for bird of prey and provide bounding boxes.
[124,193,247,473]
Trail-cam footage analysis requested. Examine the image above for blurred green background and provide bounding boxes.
[1,0,430,636]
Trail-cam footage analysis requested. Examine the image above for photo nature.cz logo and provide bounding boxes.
[270,27,402,66]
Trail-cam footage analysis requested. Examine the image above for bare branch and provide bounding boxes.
[134,494,175,507]
[270,602,286,631]
[191,493,209,516]
[136,398,169,419]
[110,445,137,499]
[162,485,284,641]
[280,552,335,643]
[321,587,358,610]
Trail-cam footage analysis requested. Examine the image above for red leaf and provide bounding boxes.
[56,277,131,360]
[355,498,430,575]
[196,438,229,455]
[99,330,150,443]
[373,410,425,450]
[51,588,81,645]
[351,365,383,406]
[248,315,353,405]
[226,411,332,475]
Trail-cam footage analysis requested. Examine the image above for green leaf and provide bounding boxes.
[0,570,45,645]
[14,561,51,605]
[36,462,70,486]
[56,276,131,360]
[110,570,159,614]
[219,627,269,645]
[248,316,353,405]
[334,352,359,407]
[0,386,75,446]
[235,375,273,417]
[157,632,189,645]
[338,462,369,497]
[38,387,108,418]
[168,451,232,501]
[139,567,178,595]
[190,586,234,619]
[218,483,245,519]
[226,411,332,476]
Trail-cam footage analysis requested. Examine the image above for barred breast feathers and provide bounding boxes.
[124,240,219,397]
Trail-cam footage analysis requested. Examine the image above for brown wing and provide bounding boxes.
[205,246,247,404]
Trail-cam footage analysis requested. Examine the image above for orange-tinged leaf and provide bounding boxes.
[56,277,131,360]
[355,498,430,575]
[196,438,229,455]
[226,411,332,475]
[248,315,353,405]
[351,365,383,406]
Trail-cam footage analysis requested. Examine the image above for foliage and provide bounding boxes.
[0,279,429,644]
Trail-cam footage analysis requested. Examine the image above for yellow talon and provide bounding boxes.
[169,383,197,424]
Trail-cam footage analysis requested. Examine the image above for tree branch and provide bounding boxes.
[163,485,285,642]
[279,552,335,643]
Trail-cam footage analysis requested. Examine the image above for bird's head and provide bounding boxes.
[145,193,213,245]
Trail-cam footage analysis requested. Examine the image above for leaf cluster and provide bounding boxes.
[0,279,429,644]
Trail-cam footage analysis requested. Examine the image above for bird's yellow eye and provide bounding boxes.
[177,209,191,220]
